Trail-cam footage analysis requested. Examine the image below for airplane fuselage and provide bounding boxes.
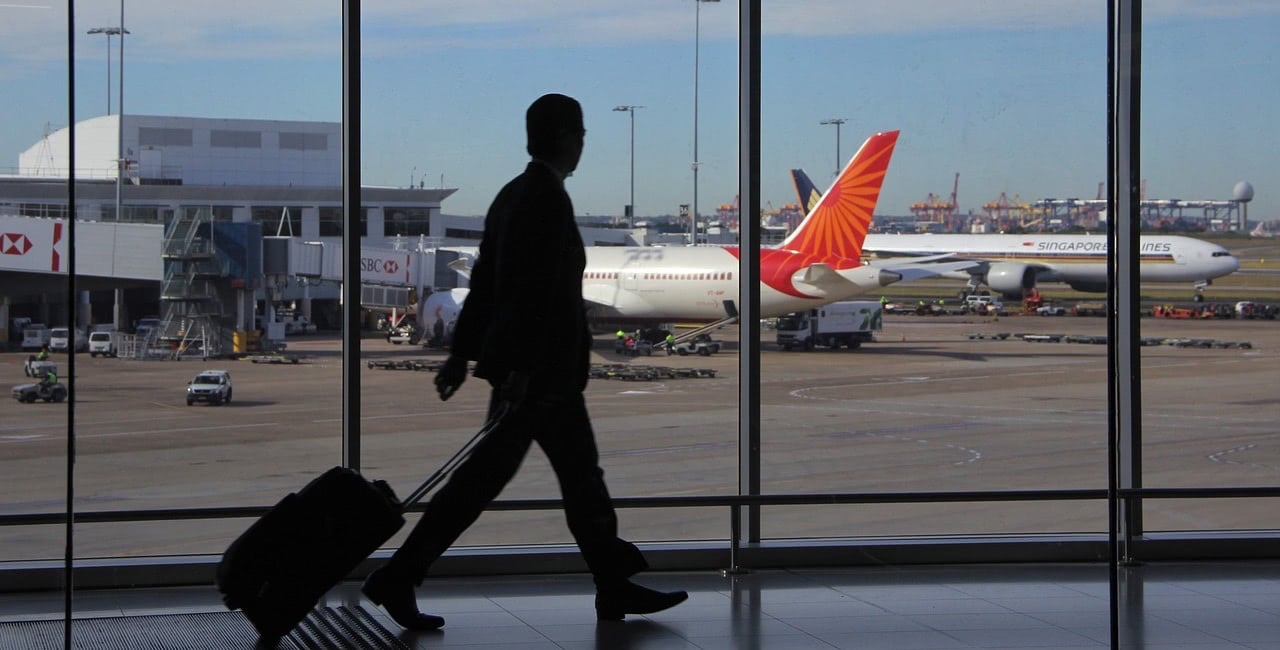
[581,246,886,322]
[862,233,1239,287]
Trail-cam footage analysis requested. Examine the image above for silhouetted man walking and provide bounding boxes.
[362,93,687,630]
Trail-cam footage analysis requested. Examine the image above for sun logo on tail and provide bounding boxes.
[780,130,898,264]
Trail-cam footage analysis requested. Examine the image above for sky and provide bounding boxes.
[1,1,1277,221]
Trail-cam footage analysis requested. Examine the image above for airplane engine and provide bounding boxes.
[984,262,1037,299]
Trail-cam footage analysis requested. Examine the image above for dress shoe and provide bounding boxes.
[361,567,445,630]
[595,580,689,620]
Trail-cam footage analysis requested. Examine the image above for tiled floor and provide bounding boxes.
[2,562,1279,648]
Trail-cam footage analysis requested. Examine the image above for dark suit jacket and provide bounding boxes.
[450,161,591,394]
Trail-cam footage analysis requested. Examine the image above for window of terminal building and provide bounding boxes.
[251,206,304,236]
[138,127,193,147]
[317,206,368,237]
[279,132,328,151]
[444,227,484,240]
[210,129,263,149]
[383,207,431,238]
[180,206,233,222]
[18,203,68,219]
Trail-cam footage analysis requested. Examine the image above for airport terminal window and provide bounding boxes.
[18,203,68,219]
[383,207,431,238]
[756,3,1110,539]
[318,206,344,236]
[252,205,304,236]
[1136,8,1278,532]
[138,127,193,147]
[7,0,1279,573]
[211,129,263,149]
[279,132,328,151]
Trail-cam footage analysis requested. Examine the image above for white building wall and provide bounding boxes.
[19,115,341,187]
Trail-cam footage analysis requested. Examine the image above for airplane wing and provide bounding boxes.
[877,260,981,282]
[867,252,959,266]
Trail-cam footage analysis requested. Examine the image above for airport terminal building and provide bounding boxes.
[0,114,649,349]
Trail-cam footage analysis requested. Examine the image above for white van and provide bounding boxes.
[88,330,118,357]
[21,324,51,351]
[964,295,1004,314]
[49,327,88,353]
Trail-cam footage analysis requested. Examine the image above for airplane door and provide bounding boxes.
[622,271,639,291]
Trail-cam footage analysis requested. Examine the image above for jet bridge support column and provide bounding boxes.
[0,297,9,351]
[113,288,127,332]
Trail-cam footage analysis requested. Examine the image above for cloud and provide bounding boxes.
[2,1,1275,68]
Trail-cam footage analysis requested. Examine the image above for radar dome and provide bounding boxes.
[1233,181,1254,202]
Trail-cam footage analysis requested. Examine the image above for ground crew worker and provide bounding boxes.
[664,333,675,355]
[40,368,57,388]
[36,345,49,361]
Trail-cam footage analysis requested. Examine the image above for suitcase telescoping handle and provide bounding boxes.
[399,403,509,509]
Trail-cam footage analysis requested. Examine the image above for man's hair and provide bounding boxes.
[526,93,583,158]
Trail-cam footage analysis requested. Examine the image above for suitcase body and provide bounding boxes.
[216,466,406,641]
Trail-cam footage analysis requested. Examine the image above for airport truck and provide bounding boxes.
[776,300,882,350]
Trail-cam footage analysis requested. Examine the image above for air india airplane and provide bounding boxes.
[576,130,974,324]
[439,131,972,326]
[790,168,1241,301]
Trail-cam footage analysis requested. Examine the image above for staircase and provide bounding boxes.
[159,208,225,359]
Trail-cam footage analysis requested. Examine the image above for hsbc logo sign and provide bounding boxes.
[360,257,400,274]
[360,253,411,284]
[1,232,33,256]
[0,218,64,273]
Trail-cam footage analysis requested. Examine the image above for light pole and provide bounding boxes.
[820,118,846,179]
[91,2,127,221]
[613,105,642,228]
[692,0,719,245]
[87,26,129,116]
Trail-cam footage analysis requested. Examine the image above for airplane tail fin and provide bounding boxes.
[791,168,823,215]
[779,130,898,262]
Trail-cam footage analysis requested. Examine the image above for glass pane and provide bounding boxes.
[0,5,344,560]
[0,1,71,562]
[360,1,742,548]
[759,2,1109,539]
[1139,6,1279,532]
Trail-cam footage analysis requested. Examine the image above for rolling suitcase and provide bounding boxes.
[216,409,505,642]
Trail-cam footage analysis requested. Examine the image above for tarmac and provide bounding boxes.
[2,311,1277,560]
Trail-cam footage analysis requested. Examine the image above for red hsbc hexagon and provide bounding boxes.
[383,260,399,274]
[1,233,33,255]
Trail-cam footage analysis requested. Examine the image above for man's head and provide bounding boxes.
[526,93,585,174]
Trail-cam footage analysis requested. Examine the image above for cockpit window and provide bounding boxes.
[1212,251,1231,257]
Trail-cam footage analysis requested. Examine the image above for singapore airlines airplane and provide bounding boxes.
[578,130,974,323]
[790,169,1242,300]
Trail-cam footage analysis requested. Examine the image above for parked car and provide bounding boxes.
[1036,304,1067,316]
[21,324,50,351]
[186,370,233,406]
[88,330,118,357]
[963,295,1004,315]
[48,327,88,352]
